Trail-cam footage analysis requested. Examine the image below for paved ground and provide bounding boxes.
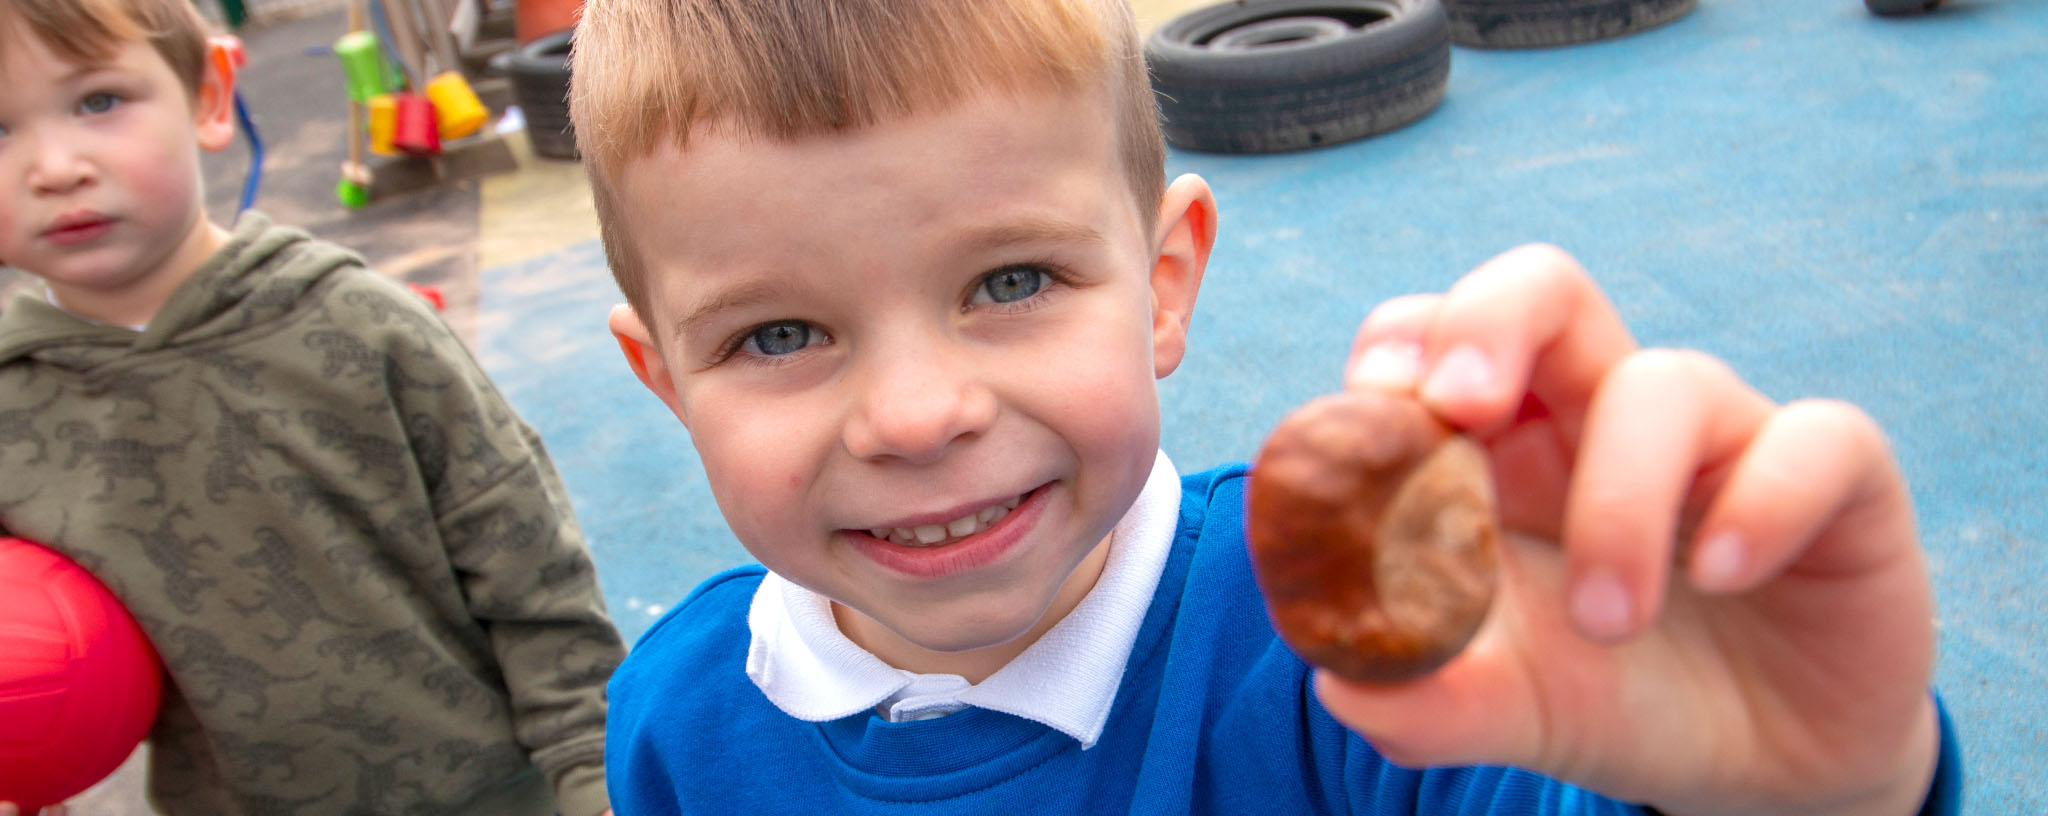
[10,0,2045,813]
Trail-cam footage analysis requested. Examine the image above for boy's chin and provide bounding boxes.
[871,605,1045,655]
[836,596,1053,675]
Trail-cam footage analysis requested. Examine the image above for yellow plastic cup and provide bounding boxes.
[367,94,399,155]
[425,72,488,141]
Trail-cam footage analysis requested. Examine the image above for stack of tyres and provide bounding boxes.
[511,29,578,160]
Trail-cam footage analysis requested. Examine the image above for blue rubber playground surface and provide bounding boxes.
[471,1,2046,810]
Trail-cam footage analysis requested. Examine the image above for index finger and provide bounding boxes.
[1346,293,1441,393]
[1417,244,1638,444]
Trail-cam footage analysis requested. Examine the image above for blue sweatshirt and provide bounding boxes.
[606,464,1960,815]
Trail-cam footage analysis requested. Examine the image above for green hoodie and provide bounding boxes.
[0,213,622,816]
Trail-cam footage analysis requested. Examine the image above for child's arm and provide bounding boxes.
[429,423,624,816]
[1317,245,1942,816]
[381,288,627,816]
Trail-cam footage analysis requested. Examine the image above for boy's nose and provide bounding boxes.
[26,133,96,194]
[842,353,998,465]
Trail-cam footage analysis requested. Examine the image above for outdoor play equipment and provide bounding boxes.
[334,19,388,206]
[333,0,494,207]
[0,537,165,812]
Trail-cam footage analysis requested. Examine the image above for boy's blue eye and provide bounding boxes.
[745,321,816,356]
[79,92,121,115]
[978,266,1045,305]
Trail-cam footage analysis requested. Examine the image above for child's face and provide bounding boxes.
[0,31,231,301]
[610,83,1211,670]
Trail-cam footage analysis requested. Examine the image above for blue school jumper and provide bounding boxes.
[606,464,1961,815]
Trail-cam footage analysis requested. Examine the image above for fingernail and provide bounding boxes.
[1571,571,1635,640]
[1692,531,1745,591]
[1348,342,1424,391]
[1422,345,1495,405]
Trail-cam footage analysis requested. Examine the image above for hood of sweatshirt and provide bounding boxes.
[0,211,361,369]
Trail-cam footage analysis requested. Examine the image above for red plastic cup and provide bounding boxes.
[392,93,443,156]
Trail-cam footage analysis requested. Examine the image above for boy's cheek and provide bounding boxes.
[702,457,813,552]
[1055,369,1162,461]
[121,143,205,205]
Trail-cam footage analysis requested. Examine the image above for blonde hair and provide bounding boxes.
[0,0,213,97]
[569,0,1166,318]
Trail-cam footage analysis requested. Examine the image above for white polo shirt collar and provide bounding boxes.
[745,450,1181,749]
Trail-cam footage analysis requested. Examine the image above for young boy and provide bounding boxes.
[570,1,1958,814]
[0,2,622,814]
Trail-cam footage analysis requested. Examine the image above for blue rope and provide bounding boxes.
[234,90,264,213]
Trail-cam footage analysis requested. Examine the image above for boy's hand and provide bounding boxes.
[1318,245,1939,816]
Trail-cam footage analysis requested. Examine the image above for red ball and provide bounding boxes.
[0,537,164,811]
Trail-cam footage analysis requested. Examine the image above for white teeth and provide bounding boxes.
[873,496,1021,547]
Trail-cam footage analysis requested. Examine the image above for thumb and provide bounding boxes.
[1310,533,1585,772]
[1313,632,1542,769]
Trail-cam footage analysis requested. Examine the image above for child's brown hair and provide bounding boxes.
[569,0,1167,319]
[0,0,213,97]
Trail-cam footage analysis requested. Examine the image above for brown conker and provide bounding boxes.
[1246,390,1501,685]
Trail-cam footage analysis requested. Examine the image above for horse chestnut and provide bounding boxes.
[1247,390,1500,685]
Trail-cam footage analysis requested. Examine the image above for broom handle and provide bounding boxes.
[421,0,465,77]
[347,93,366,169]
[380,0,430,89]
[346,0,367,170]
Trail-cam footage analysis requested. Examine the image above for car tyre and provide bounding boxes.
[1439,0,1695,48]
[1146,0,1453,154]
[509,29,578,160]
[1864,0,1943,16]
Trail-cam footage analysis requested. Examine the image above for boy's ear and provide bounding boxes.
[193,37,240,152]
[1148,174,1217,380]
[609,304,690,427]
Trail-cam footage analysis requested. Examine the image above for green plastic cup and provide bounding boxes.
[335,31,383,103]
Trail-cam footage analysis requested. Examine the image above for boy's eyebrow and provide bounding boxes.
[671,279,792,340]
[960,217,1109,254]
[58,61,114,83]
[34,62,122,91]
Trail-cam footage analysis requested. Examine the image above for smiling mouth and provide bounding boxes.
[868,494,1025,548]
